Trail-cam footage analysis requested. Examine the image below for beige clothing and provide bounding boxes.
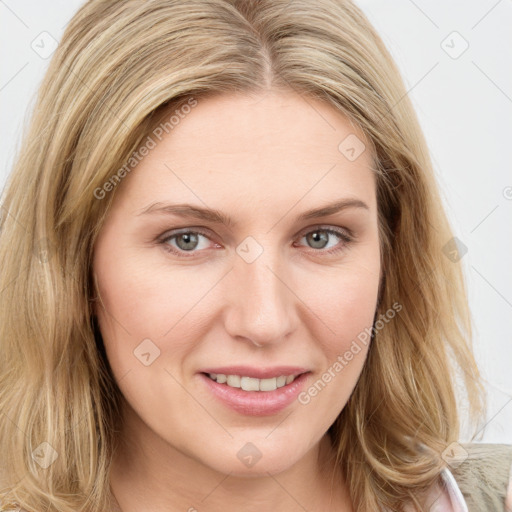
[450,443,512,511]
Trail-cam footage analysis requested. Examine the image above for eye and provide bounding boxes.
[158,225,353,258]
[294,226,353,254]
[160,229,216,256]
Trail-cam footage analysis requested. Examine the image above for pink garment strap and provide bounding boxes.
[439,467,469,512]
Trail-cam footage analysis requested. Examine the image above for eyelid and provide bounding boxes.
[158,226,213,240]
[295,223,353,240]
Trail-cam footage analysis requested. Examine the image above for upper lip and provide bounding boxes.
[200,366,310,379]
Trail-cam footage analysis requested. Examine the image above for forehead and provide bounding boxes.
[116,90,376,214]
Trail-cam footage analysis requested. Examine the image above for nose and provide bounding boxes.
[223,246,299,348]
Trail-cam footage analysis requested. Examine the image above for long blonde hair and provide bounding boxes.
[0,0,485,510]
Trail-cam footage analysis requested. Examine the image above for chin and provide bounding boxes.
[219,460,294,478]
[200,447,298,478]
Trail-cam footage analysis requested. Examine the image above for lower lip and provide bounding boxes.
[198,372,310,416]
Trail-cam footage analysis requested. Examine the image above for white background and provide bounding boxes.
[1,0,511,443]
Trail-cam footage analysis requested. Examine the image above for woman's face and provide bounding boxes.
[92,90,381,476]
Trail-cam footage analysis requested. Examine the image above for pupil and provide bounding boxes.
[177,233,198,251]
[308,231,328,249]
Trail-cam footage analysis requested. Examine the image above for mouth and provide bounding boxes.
[202,372,305,392]
[198,370,311,416]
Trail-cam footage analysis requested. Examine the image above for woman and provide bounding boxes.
[0,1,510,511]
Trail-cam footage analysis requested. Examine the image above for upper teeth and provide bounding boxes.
[208,373,298,391]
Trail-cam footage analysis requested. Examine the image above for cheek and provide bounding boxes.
[303,249,381,353]
[308,272,378,395]
[93,244,216,370]
[295,263,380,418]
[324,269,379,338]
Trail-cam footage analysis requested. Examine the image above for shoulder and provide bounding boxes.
[449,442,512,512]
[507,456,512,512]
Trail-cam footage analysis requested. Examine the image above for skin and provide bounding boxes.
[92,89,382,512]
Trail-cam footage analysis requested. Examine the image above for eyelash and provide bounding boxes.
[158,225,354,258]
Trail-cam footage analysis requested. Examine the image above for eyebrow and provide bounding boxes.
[136,198,369,227]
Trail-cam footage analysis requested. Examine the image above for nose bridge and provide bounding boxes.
[223,238,297,345]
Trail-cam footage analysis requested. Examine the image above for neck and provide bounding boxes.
[107,401,352,512]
